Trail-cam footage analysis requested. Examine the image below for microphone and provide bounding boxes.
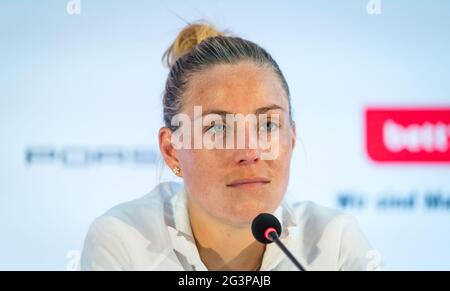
[251,213,306,271]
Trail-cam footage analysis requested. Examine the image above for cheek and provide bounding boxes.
[178,150,225,197]
[268,134,293,191]
[261,126,294,160]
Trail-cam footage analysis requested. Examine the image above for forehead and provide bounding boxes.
[183,61,288,113]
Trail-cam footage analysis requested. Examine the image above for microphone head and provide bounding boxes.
[251,213,282,244]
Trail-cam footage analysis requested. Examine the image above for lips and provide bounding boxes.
[226,177,271,187]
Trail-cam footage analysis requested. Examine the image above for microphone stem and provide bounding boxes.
[269,233,306,271]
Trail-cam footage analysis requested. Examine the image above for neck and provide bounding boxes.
[187,197,265,271]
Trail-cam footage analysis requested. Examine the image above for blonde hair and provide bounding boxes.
[162,23,223,68]
[161,21,292,130]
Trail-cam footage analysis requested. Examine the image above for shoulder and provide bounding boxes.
[80,182,184,270]
[87,181,183,236]
[285,201,380,270]
[288,200,352,232]
[286,200,359,246]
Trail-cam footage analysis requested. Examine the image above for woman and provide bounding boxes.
[81,22,380,271]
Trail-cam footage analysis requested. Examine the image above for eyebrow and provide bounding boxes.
[198,104,285,119]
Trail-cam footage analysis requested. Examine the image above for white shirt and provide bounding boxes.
[81,182,381,271]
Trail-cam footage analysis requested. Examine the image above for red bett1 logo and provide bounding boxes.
[365,107,450,163]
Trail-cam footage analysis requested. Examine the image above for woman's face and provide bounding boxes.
[172,61,296,226]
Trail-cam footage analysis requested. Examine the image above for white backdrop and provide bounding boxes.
[1,0,449,270]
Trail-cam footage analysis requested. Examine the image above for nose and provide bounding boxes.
[233,148,261,165]
[231,120,263,165]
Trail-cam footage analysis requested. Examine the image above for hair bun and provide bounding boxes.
[163,22,223,67]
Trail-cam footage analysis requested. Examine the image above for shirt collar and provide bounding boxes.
[167,186,207,270]
[260,201,300,270]
[166,185,300,271]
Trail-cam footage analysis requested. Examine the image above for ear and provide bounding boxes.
[158,127,179,171]
[291,120,297,150]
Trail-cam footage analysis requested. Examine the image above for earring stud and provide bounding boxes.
[173,166,181,176]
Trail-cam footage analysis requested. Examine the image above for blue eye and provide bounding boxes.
[208,123,226,134]
[260,121,279,132]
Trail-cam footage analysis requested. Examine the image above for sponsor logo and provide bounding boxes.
[25,146,159,167]
[365,108,450,163]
